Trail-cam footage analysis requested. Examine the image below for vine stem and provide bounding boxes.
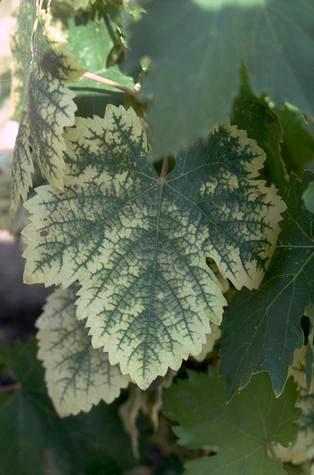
[82,72,140,96]
[0,383,21,393]
[160,158,169,181]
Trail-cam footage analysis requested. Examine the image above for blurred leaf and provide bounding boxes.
[125,0,314,158]
[0,339,135,475]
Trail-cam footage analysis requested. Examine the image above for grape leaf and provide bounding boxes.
[164,370,300,475]
[0,339,135,475]
[67,18,134,93]
[124,0,314,158]
[231,68,288,193]
[275,105,314,175]
[22,105,285,388]
[37,286,129,417]
[302,181,314,214]
[0,340,48,475]
[11,8,80,211]
[10,0,36,121]
[221,173,314,396]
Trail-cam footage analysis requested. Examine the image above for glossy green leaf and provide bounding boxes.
[164,370,300,475]
[125,0,314,158]
[23,105,284,388]
[221,173,314,396]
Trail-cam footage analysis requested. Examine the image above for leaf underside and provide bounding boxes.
[36,286,129,417]
[23,105,285,388]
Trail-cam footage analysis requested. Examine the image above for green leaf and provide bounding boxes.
[0,340,53,475]
[304,304,314,390]
[22,105,285,388]
[164,370,300,475]
[67,18,134,93]
[11,8,80,211]
[302,181,314,214]
[0,339,135,475]
[221,173,314,396]
[37,286,129,417]
[231,68,288,193]
[275,104,314,175]
[10,0,36,121]
[125,0,314,158]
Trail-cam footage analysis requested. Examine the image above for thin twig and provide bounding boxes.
[82,72,139,96]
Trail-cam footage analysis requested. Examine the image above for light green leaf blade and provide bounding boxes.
[11,9,79,211]
[221,173,314,396]
[23,105,285,388]
[10,0,36,121]
[67,19,112,72]
[302,181,314,214]
[67,18,134,93]
[124,0,314,158]
[164,371,300,475]
[37,286,129,417]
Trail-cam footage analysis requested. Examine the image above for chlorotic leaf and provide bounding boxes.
[163,370,300,475]
[23,105,285,388]
[11,8,79,211]
[36,286,129,417]
[125,0,314,158]
[221,173,314,396]
[302,181,314,214]
[10,0,36,120]
[273,347,314,471]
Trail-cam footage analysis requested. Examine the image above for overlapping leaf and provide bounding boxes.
[11,8,80,210]
[231,69,288,193]
[303,182,314,214]
[164,370,300,475]
[37,286,129,417]
[67,18,134,93]
[10,0,36,120]
[125,0,314,158]
[23,105,285,388]
[221,173,314,396]
[0,339,135,475]
[275,105,314,175]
